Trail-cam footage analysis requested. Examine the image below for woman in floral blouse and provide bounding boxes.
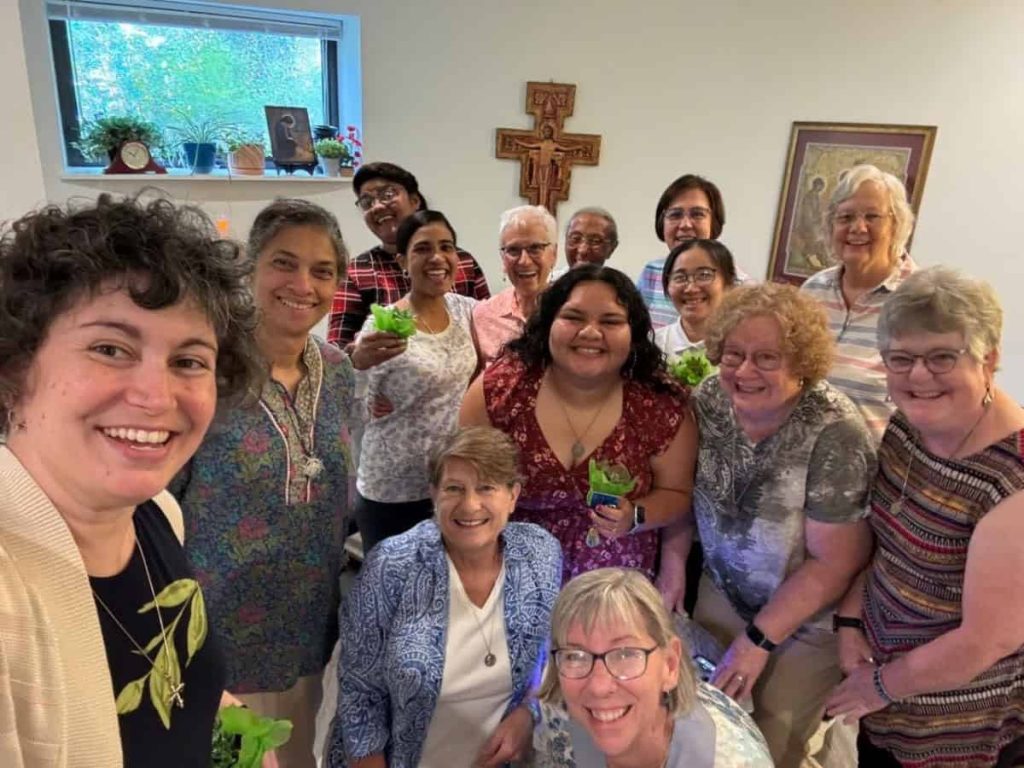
[174,199,364,768]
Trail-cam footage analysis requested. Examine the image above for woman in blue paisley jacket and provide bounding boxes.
[327,426,562,768]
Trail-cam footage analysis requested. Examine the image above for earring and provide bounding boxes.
[982,385,994,407]
[884,393,893,403]
[661,690,671,708]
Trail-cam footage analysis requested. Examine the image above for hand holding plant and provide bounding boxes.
[210,706,291,768]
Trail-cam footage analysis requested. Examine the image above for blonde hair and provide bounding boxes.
[427,426,522,488]
[538,568,696,715]
[826,164,915,264]
[704,283,834,386]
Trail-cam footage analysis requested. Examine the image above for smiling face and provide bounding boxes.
[7,286,218,516]
[549,281,632,382]
[830,181,895,276]
[565,213,616,268]
[559,616,680,762]
[500,217,557,297]
[667,246,728,334]
[432,457,520,559]
[661,188,714,249]
[253,224,340,339]
[359,179,420,248]
[403,221,459,299]
[719,314,803,422]
[885,330,993,437]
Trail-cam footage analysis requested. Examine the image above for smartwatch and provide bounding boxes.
[630,503,647,533]
[744,622,777,652]
[832,614,865,633]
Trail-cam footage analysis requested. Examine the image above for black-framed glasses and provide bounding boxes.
[833,211,891,228]
[669,267,718,286]
[500,242,551,259]
[663,206,711,224]
[552,646,658,680]
[880,348,968,374]
[355,185,401,211]
[719,348,784,371]
[566,233,611,249]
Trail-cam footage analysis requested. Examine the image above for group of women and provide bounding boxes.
[0,157,1022,768]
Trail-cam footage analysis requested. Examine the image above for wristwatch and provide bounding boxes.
[744,622,777,652]
[630,503,647,533]
[832,614,865,633]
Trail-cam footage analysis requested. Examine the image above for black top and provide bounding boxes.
[91,502,225,768]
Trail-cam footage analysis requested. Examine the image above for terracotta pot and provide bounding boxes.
[228,144,265,176]
[340,165,354,177]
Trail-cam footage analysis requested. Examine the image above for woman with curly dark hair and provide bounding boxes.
[0,194,265,768]
[460,264,696,584]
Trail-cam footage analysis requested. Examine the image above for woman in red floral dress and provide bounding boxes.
[461,264,696,583]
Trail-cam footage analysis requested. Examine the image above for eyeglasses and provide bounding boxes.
[566,233,612,249]
[719,348,784,371]
[355,185,401,211]
[552,646,658,681]
[833,211,891,228]
[880,348,968,374]
[663,206,711,224]
[669,267,718,286]
[500,242,551,259]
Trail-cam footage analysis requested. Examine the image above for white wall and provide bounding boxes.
[13,0,1024,394]
[2,0,45,223]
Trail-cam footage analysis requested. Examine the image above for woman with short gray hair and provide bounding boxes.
[801,164,919,439]
[827,267,1024,767]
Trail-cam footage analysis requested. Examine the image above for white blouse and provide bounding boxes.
[654,319,704,358]
[356,293,478,502]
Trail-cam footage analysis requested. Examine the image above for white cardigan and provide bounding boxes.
[0,446,182,768]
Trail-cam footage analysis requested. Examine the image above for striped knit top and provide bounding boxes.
[800,255,917,442]
[862,411,1024,767]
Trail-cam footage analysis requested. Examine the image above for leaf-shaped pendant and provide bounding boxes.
[585,526,602,548]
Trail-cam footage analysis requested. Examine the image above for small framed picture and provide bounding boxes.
[767,121,937,285]
[264,105,316,168]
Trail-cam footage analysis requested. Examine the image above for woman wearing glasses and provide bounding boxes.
[532,568,772,767]
[801,164,918,441]
[473,205,559,367]
[826,268,1024,768]
[658,283,876,767]
[654,239,738,358]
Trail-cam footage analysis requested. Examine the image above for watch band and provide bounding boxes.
[745,622,777,652]
[832,614,865,633]
[630,503,647,533]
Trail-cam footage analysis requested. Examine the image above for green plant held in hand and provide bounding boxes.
[370,303,417,338]
[75,115,164,160]
[210,706,292,768]
[586,459,637,505]
[667,348,717,387]
[313,137,354,162]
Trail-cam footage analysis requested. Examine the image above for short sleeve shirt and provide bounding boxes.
[692,377,876,628]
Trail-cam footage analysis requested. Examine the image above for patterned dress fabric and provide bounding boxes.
[530,682,773,767]
[692,376,876,629]
[175,337,356,693]
[328,520,562,768]
[484,355,688,583]
[862,412,1024,767]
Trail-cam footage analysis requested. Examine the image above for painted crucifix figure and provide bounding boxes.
[496,82,601,214]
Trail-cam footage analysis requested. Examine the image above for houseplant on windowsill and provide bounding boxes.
[75,115,165,172]
[313,137,353,177]
[168,112,229,174]
[224,129,267,176]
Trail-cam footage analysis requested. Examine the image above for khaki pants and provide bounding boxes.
[237,674,323,768]
[694,576,843,768]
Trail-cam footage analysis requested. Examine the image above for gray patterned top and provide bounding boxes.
[693,377,875,629]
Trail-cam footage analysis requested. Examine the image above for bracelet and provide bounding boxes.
[873,664,897,704]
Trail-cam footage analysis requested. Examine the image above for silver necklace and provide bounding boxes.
[552,380,617,465]
[409,297,456,358]
[455,570,500,667]
[92,539,185,709]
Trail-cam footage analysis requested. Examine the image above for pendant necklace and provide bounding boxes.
[456,569,500,667]
[890,404,989,517]
[92,539,185,709]
[555,382,616,465]
[410,297,455,358]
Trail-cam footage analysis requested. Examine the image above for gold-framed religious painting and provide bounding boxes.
[767,121,937,285]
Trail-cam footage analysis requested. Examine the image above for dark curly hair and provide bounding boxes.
[505,264,672,390]
[0,193,261,421]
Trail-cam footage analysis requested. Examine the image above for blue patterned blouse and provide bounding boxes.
[328,519,562,768]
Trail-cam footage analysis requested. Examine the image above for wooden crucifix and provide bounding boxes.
[496,82,601,214]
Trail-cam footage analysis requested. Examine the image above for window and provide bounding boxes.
[47,0,361,171]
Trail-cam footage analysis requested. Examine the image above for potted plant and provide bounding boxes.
[224,129,266,176]
[210,706,291,768]
[75,115,164,168]
[168,111,228,174]
[313,137,353,177]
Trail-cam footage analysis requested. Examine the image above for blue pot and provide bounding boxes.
[183,142,217,174]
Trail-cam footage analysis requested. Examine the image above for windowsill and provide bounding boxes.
[59,169,353,183]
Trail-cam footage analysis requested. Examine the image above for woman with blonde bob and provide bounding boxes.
[801,164,919,439]
[657,283,877,767]
[531,568,771,767]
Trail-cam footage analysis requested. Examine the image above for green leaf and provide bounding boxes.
[185,589,208,667]
[114,673,148,714]
[218,704,259,734]
[370,303,417,338]
[264,719,293,748]
[139,578,197,613]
